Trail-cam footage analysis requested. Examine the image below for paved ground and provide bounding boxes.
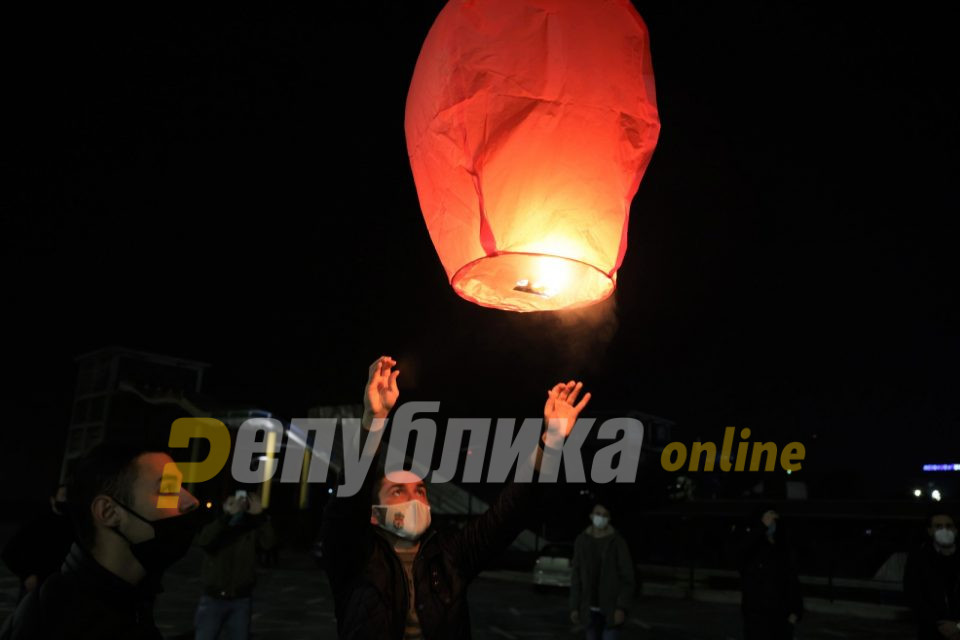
[0,548,916,639]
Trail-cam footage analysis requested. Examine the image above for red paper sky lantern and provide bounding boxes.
[405,0,660,312]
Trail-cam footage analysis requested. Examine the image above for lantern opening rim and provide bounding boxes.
[450,251,615,313]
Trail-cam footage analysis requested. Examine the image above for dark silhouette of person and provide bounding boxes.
[1,484,74,600]
[569,503,635,639]
[194,491,276,640]
[737,506,803,640]
[903,508,959,639]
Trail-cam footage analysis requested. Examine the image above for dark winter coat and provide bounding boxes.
[903,542,960,640]
[0,543,162,640]
[737,526,803,620]
[569,526,635,624]
[322,443,541,639]
[195,512,276,599]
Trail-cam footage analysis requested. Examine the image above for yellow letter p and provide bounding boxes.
[158,418,231,508]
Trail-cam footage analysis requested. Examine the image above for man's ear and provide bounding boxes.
[370,505,379,526]
[92,495,122,528]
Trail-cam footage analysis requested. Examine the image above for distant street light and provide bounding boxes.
[913,489,923,498]
[932,489,942,502]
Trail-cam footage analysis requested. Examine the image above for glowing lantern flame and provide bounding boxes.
[405,0,660,311]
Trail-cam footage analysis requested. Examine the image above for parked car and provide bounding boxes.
[532,543,573,588]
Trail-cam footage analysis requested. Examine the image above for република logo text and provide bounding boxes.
[157,402,806,499]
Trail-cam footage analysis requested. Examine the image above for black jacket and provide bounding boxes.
[196,512,276,599]
[737,526,803,620]
[903,542,960,640]
[0,543,162,640]
[322,446,541,639]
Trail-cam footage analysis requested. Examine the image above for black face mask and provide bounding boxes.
[112,501,204,576]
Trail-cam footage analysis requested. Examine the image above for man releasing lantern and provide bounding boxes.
[405,0,660,312]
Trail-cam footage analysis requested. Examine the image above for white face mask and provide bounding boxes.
[934,528,956,547]
[591,515,609,529]
[373,499,431,540]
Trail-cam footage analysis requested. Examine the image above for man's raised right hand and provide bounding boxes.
[364,355,400,420]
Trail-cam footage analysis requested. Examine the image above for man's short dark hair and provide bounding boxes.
[371,457,389,506]
[926,505,956,528]
[67,442,158,549]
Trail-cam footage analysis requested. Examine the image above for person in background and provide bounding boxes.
[569,503,635,640]
[738,507,803,640]
[904,508,959,639]
[1,483,75,600]
[0,442,201,640]
[194,491,276,640]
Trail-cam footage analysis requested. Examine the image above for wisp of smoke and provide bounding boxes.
[530,295,620,374]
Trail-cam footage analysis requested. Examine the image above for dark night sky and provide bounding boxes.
[3,3,957,500]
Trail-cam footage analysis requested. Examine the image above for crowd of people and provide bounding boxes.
[0,356,956,639]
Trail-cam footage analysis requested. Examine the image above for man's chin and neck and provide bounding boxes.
[935,542,956,556]
[375,525,421,550]
[92,537,148,585]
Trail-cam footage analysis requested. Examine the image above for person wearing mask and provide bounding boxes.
[569,504,635,639]
[1,484,75,600]
[0,442,201,640]
[904,509,959,639]
[738,507,803,640]
[322,355,592,639]
[194,491,276,640]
